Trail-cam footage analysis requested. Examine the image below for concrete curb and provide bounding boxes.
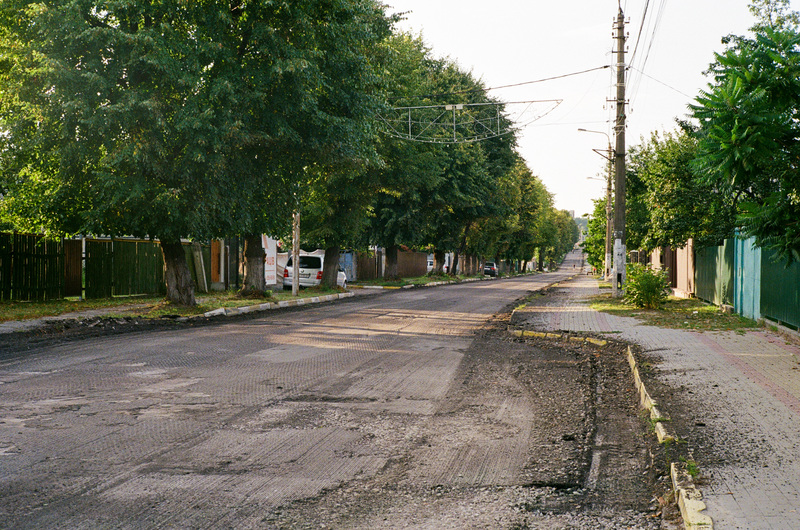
[625,346,675,444]
[625,345,712,529]
[199,292,355,318]
[672,462,714,529]
[507,329,609,347]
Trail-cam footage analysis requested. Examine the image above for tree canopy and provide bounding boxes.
[1,0,393,302]
[692,21,800,261]
[1,4,579,300]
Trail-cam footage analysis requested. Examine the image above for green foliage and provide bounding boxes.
[624,264,671,309]
[627,129,736,251]
[366,37,520,260]
[749,0,800,31]
[691,23,800,262]
[0,0,392,301]
[583,198,607,271]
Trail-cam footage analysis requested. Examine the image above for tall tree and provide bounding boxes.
[583,198,608,272]
[629,129,735,250]
[366,35,448,277]
[0,0,392,302]
[692,18,800,261]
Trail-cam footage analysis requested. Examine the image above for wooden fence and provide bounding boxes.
[397,251,427,278]
[0,233,64,301]
[0,233,210,301]
[356,250,382,281]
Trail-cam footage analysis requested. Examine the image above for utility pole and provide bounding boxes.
[612,7,627,297]
[604,142,613,280]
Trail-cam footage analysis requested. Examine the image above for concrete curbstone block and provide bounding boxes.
[655,422,675,444]
[524,331,548,339]
[672,462,713,529]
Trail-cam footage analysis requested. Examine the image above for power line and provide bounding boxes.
[628,0,668,108]
[628,0,652,66]
[628,66,693,99]
[388,65,610,101]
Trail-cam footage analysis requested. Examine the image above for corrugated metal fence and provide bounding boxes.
[686,237,800,329]
[760,248,800,329]
[695,240,734,307]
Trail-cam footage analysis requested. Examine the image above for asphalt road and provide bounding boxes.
[0,254,660,528]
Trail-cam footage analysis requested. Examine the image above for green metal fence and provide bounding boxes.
[695,240,734,307]
[760,248,800,329]
[0,233,64,301]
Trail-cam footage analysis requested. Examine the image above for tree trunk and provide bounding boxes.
[537,248,545,272]
[433,249,445,274]
[242,234,266,295]
[384,245,399,280]
[453,224,469,276]
[321,246,340,288]
[292,211,300,296]
[161,240,196,306]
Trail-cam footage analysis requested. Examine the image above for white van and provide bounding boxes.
[282,255,347,289]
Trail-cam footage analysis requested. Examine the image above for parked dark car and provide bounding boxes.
[483,261,498,277]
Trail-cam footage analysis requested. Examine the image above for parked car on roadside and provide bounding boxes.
[283,255,347,289]
[483,261,498,277]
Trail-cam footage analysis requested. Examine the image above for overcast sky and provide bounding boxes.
[385,0,787,217]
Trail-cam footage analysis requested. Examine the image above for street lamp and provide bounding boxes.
[578,128,614,281]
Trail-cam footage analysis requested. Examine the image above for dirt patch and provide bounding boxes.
[262,316,667,529]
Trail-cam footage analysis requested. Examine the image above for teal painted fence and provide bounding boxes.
[695,240,734,307]
[693,236,800,329]
[734,237,761,321]
[761,248,800,329]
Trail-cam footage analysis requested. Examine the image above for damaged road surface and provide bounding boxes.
[0,262,661,528]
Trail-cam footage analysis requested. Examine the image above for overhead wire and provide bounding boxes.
[387,65,610,102]
[628,0,669,111]
[628,66,693,99]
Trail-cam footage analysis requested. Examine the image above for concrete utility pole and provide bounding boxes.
[612,7,627,297]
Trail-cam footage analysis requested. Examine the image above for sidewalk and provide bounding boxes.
[514,259,800,529]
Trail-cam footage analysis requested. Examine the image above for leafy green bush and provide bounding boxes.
[624,264,671,309]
